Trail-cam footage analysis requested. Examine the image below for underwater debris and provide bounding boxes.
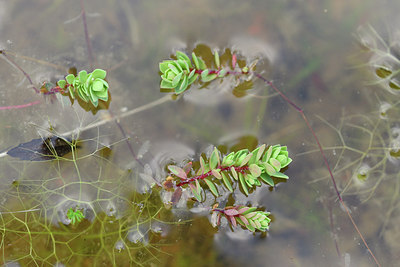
[7,136,76,161]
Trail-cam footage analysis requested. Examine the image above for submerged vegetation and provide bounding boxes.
[2,1,400,266]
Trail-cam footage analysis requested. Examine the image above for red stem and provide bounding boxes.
[0,101,40,110]
[80,0,95,69]
[0,50,40,93]
[176,165,249,186]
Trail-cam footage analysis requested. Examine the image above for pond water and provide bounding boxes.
[1,0,400,266]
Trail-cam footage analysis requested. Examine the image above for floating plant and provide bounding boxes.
[57,69,109,107]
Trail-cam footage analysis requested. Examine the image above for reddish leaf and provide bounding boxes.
[168,165,187,179]
[224,208,239,216]
[237,207,249,214]
[232,54,237,69]
[183,162,192,175]
[239,215,249,225]
[228,215,237,227]
[171,187,182,204]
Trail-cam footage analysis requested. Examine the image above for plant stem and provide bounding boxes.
[0,50,40,93]
[176,165,249,186]
[252,71,381,267]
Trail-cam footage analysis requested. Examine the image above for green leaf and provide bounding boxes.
[245,174,255,187]
[188,73,198,85]
[188,69,195,80]
[78,70,88,83]
[262,146,273,162]
[201,73,217,83]
[195,179,202,197]
[189,183,202,202]
[96,88,109,100]
[77,87,89,102]
[92,80,104,91]
[218,69,227,77]
[176,51,192,68]
[91,69,106,79]
[272,145,281,158]
[159,61,173,73]
[172,72,183,87]
[260,173,274,186]
[230,167,238,180]
[209,147,219,169]
[281,157,292,168]
[160,80,174,89]
[264,162,276,176]
[198,157,205,175]
[66,74,75,85]
[68,85,75,99]
[221,172,233,192]
[198,58,206,70]
[222,152,235,166]
[272,172,289,179]
[238,172,249,196]
[177,59,190,71]
[192,52,200,69]
[204,178,219,197]
[251,144,266,164]
[249,164,261,177]
[211,169,222,180]
[201,69,209,80]
[245,223,255,232]
[241,207,257,215]
[214,50,220,68]
[239,152,253,167]
[168,63,180,75]
[236,216,246,226]
[175,75,188,94]
[269,158,281,172]
[57,80,66,88]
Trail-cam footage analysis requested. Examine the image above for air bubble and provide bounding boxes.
[379,102,391,119]
[114,240,125,252]
[355,164,370,181]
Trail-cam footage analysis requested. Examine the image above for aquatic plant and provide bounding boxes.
[160,50,249,94]
[0,1,386,265]
[57,69,109,107]
[164,144,291,232]
[166,144,292,199]
[212,206,271,232]
[66,206,85,225]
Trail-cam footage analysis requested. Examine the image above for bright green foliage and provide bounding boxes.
[168,144,292,200]
[57,69,109,107]
[159,50,228,94]
[214,206,271,232]
[67,206,85,225]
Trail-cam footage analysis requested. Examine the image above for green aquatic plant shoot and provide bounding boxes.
[166,144,292,201]
[212,206,271,232]
[57,68,109,107]
[159,50,249,94]
[164,144,291,233]
[66,206,85,225]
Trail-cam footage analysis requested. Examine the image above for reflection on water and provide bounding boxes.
[1,0,400,266]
